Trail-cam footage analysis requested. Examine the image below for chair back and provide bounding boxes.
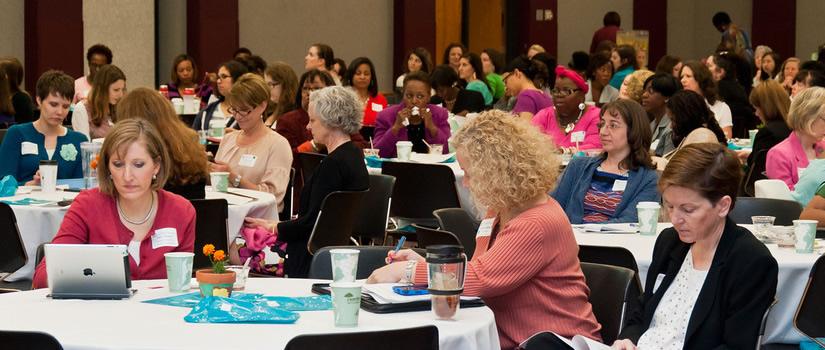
[742,149,768,197]
[308,246,426,280]
[297,152,326,183]
[433,208,479,259]
[0,203,27,280]
[279,168,296,221]
[307,190,367,255]
[190,199,229,270]
[353,174,395,245]
[794,255,825,343]
[413,224,461,249]
[0,330,63,350]
[754,179,794,200]
[381,161,460,222]
[580,262,636,345]
[728,197,803,226]
[284,325,438,350]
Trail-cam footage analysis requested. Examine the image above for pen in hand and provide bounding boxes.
[388,236,407,264]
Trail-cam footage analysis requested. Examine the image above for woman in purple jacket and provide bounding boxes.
[374,71,451,158]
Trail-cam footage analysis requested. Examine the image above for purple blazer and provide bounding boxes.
[766,131,825,190]
[374,104,451,158]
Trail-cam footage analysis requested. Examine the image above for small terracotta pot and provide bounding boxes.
[195,269,236,297]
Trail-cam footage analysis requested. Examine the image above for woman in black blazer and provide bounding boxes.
[613,143,778,350]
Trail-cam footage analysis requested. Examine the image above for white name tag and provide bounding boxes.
[612,179,628,192]
[652,273,667,294]
[21,142,38,155]
[151,228,179,249]
[570,131,585,143]
[371,103,383,112]
[239,154,257,168]
[476,218,495,238]
[649,139,660,151]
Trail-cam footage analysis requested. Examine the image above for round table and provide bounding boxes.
[0,278,500,350]
[4,186,277,281]
[574,223,822,344]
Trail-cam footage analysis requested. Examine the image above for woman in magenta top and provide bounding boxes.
[33,119,196,289]
[766,87,825,189]
[374,71,450,158]
[504,55,553,122]
[532,65,602,150]
[343,57,387,127]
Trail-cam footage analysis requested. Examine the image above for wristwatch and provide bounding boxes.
[232,174,242,187]
[402,261,417,284]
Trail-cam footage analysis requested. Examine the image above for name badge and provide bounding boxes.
[371,103,383,112]
[21,142,38,155]
[570,131,585,143]
[476,218,495,238]
[239,154,257,168]
[649,139,660,151]
[652,273,667,294]
[151,228,179,249]
[612,179,628,192]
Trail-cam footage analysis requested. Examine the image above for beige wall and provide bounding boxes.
[667,0,752,62]
[83,0,155,89]
[0,0,25,85]
[238,0,394,92]
[157,0,187,85]
[796,0,825,60]
[557,0,633,63]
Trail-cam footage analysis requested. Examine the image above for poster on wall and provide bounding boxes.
[617,30,650,69]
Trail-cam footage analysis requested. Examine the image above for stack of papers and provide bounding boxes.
[572,223,638,234]
[362,283,479,304]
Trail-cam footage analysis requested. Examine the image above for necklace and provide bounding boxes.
[117,192,155,225]
[563,106,586,134]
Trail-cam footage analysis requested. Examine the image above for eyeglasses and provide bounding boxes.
[550,88,581,97]
[598,120,625,130]
[227,106,253,117]
[217,74,231,81]
[267,81,281,89]
[302,86,323,93]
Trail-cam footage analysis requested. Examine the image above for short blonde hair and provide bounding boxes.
[452,110,560,213]
[788,86,825,135]
[97,119,171,197]
[227,73,270,109]
[622,69,654,103]
[529,44,546,54]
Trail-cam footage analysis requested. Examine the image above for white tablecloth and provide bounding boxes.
[368,161,480,217]
[0,278,500,350]
[5,187,277,281]
[574,223,820,344]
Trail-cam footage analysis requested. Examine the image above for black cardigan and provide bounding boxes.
[619,218,778,350]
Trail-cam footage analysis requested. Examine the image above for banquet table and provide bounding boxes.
[574,223,821,344]
[3,186,277,281]
[0,278,500,350]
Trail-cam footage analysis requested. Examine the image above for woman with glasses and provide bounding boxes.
[552,99,659,224]
[263,62,299,130]
[532,66,603,151]
[374,71,450,158]
[501,55,552,122]
[192,60,248,134]
[211,73,292,211]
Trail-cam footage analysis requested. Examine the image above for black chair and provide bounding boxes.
[412,224,461,249]
[297,152,326,183]
[190,199,229,270]
[433,208,479,260]
[793,255,825,347]
[743,149,769,197]
[307,190,367,255]
[308,246,427,280]
[728,197,803,226]
[0,203,28,283]
[580,262,636,345]
[284,325,438,350]
[578,245,641,285]
[359,126,375,141]
[353,174,395,245]
[0,330,63,349]
[279,168,296,221]
[382,161,460,226]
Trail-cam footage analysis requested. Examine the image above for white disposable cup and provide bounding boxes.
[330,249,360,283]
[636,202,661,236]
[331,282,362,327]
[793,219,817,253]
[164,252,194,293]
[396,141,413,161]
[39,163,58,193]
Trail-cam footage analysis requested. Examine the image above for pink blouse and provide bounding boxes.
[531,105,602,150]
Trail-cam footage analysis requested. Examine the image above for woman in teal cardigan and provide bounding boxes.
[0,70,88,185]
[552,99,659,224]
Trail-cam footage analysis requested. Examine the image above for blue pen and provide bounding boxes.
[389,236,407,263]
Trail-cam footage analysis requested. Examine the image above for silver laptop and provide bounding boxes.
[45,244,133,300]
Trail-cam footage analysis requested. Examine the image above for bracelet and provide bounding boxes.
[402,260,417,284]
[232,174,242,187]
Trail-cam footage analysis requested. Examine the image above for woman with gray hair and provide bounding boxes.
[242,86,369,277]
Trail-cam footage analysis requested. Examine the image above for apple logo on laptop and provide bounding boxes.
[83,268,96,276]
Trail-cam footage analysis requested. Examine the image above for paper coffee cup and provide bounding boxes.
[331,282,362,327]
[793,219,817,253]
[330,249,360,283]
[396,141,413,161]
[164,252,194,293]
[636,202,661,236]
[39,160,58,193]
[210,172,230,192]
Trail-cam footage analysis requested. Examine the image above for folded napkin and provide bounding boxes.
[0,175,18,197]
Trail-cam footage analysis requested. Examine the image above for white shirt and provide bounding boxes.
[585,80,619,105]
[128,240,141,266]
[637,250,709,350]
[707,99,733,128]
[71,102,91,140]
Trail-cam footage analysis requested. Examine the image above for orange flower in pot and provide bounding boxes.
[195,244,236,297]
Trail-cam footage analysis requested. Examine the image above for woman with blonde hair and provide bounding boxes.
[263,62,299,129]
[619,69,654,104]
[368,110,602,349]
[766,86,825,189]
[72,64,126,139]
[116,88,209,199]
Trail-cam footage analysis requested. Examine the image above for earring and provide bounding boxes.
[152,174,157,180]
[578,103,586,111]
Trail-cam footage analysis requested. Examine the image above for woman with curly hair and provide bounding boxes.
[618,69,654,104]
[368,110,602,348]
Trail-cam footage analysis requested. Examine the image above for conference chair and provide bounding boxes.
[352,174,395,245]
[306,190,367,255]
[412,224,461,249]
[0,203,28,284]
[284,325,438,350]
[307,246,427,280]
[190,199,229,270]
[793,255,825,348]
[0,330,63,350]
[381,161,460,226]
[279,168,296,221]
[728,197,803,226]
[433,208,479,259]
[742,149,768,197]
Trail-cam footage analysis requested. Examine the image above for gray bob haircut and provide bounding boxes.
[308,86,363,134]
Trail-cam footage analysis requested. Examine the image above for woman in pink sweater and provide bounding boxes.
[368,110,601,349]
[33,119,196,288]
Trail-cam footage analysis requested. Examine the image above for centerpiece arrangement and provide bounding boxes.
[195,244,236,297]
